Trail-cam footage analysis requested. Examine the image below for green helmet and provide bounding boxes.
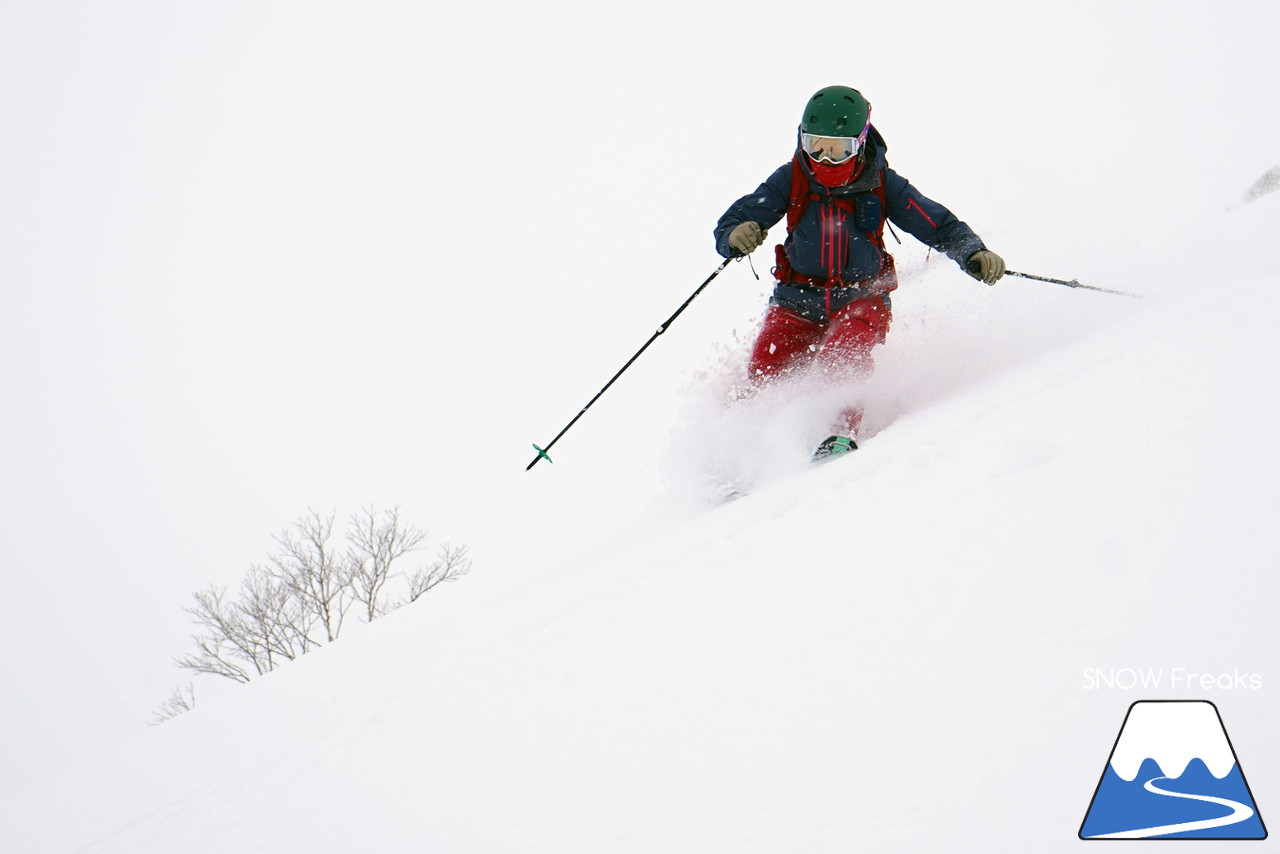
[800,86,871,136]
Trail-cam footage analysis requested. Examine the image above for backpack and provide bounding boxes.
[773,154,892,288]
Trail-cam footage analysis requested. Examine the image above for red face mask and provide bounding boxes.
[808,153,862,188]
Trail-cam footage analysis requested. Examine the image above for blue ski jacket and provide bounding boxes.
[714,127,986,287]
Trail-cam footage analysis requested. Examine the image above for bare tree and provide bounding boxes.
[237,564,317,667]
[161,508,471,723]
[175,586,257,683]
[269,510,353,643]
[347,506,426,621]
[408,544,471,603]
[150,683,196,726]
[174,566,321,684]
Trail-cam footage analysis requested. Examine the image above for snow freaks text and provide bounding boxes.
[1082,668,1264,691]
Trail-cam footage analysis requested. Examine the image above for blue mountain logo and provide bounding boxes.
[1080,700,1266,839]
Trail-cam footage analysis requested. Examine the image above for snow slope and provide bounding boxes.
[2,193,1276,852]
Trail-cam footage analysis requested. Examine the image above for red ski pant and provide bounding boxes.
[747,295,891,437]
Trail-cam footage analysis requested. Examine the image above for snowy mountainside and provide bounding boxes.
[3,201,1278,853]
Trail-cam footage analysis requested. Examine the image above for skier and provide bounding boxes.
[715,85,1005,458]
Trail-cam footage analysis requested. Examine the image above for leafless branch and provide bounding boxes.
[150,683,196,726]
[269,510,353,643]
[347,505,426,622]
[238,564,317,666]
[175,587,259,682]
[408,544,471,603]
[164,508,471,722]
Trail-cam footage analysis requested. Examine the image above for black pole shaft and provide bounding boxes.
[1005,269,1142,298]
[526,257,735,470]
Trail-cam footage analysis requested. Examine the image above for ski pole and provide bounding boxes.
[1005,269,1143,298]
[527,256,735,471]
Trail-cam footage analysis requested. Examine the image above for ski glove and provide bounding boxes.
[728,221,768,256]
[966,249,1006,285]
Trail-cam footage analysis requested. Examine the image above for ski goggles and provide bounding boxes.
[800,123,870,165]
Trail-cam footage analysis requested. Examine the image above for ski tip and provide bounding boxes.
[812,435,858,462]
